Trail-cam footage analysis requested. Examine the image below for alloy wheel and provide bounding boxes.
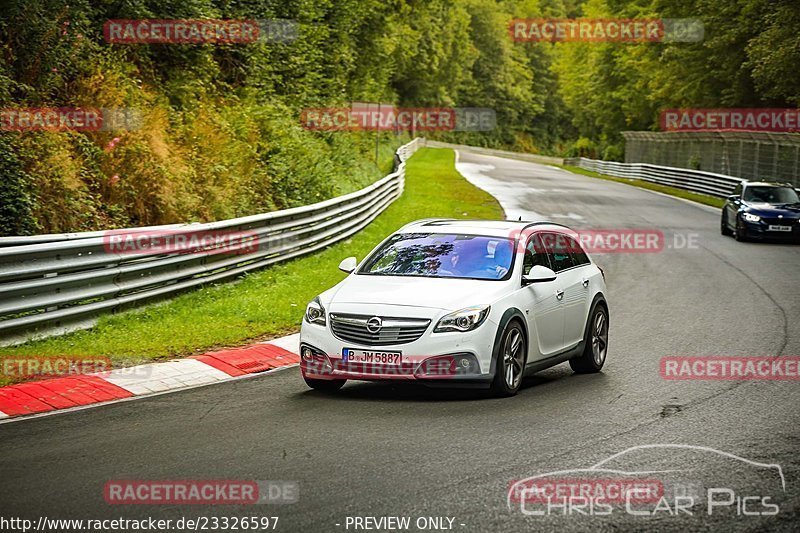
[591,310,608,366]
[503,328,524,388]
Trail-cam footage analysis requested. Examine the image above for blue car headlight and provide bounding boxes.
[743,213,761,223]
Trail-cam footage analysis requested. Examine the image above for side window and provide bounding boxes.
[523,234,552,275]
[542,232,576,272]
[567,236,590,266]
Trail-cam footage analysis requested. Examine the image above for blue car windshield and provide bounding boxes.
[359,233,515,280]
[743,186,799,204]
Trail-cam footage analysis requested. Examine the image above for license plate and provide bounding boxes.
[342,348,402,365]
[768,225,792,232]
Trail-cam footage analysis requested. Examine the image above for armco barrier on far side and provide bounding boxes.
[0,139,422,346]
[564,157,743,198]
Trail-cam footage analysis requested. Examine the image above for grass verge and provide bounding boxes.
[560,165,725,208]
[0,148,503,383]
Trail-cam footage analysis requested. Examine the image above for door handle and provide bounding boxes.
[556,289,564,300]
[582,278,589,288]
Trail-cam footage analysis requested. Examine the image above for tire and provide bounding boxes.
[491,320,526,397]
[569,303,608,374]
[303,377,346,392]
[721,211,732,236]
[734,216,748,242]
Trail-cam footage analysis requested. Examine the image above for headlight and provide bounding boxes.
[305,297,326,325]
[434,305,490,333]
[743,213,761,222]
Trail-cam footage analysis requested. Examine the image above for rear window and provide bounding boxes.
[540,233,575,272]
[569,236,591,266]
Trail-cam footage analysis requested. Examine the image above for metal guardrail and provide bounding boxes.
[564,157,742,198]
[0,138,422,345]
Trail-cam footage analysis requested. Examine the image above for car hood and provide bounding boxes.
[324,274,509,312]
[744,203,800,217]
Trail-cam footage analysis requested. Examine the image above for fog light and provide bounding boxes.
[301,347,314,362]
[453,354,479,374]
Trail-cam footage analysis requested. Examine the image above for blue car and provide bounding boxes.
[721,181,800,242]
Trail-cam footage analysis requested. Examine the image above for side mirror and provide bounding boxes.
[522,265,557,284]
[338,256,357,274]
[727,195,739,202]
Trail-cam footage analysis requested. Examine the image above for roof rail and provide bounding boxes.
[521,221,572,230]
[397,218,455,231]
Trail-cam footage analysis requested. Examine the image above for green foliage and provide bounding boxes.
[0,0,797,236]
[0,135,38,235]
[553,0,800,157]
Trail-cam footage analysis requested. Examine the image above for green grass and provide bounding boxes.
[0,148,503,384]
[560,165,725,208]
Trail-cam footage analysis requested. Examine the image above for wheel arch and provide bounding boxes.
[489,307,528,378]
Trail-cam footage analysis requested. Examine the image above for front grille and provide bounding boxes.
[330,313,431,346]
[761,217,798,226]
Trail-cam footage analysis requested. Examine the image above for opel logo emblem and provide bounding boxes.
[366,317,382,333]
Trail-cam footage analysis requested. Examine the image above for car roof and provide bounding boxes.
[397,218,572,238]
[743,181,794,188]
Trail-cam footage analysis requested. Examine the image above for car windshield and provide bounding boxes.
[743,186,800,204]
[359,233,515,280]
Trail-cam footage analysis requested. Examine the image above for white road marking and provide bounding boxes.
[550,212,586,221]
[455,156,546,221]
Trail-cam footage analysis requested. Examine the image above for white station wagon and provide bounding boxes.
[299,219,609,397]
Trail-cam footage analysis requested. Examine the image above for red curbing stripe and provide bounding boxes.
[201,346,277,374]
[76,375,134,400]
[36,376,124,405]
[191,355,247,377]
[11,382,79,410]
[0,387,55,416]
[34,378,100,406]
[0,337,301,419]
[257,344,301,366]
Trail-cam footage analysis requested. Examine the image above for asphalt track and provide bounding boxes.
[2,149,799,532]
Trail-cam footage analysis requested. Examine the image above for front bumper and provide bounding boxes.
[740,219,800,241]
[299,319,496,385]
